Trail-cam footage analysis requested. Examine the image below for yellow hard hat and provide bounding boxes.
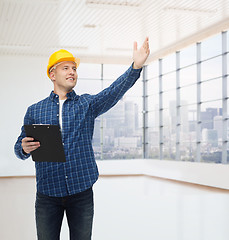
[47,49,80,78]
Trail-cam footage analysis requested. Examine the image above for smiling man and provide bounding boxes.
[14,38,150,240]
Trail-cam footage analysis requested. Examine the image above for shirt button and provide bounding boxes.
[65,176,68,179]
[57,114,59,116]
[57,102,59,105]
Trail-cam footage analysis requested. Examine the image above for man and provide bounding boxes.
[14,37,150,240]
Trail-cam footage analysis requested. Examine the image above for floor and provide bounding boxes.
[1,175,229,240]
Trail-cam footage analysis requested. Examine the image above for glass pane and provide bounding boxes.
[201,141,222,163]
[166,102,176,133]
[181,104,197,132]
[148,127,159,159]
[201,78,222,102]
[180,84,197,105]
[148,111,159,128]
[125,96,142,129]
[78,63,101,79]
[180,104,197,161]
[201,33,222,60]
[162,108,172,127]
[199,101,222,163]
[201,56,222,81]
[200,101,222,134]
[180,65,197,87]
[102,98,143,160]
[162,53,176,74]
[163,125,176,160]
[139,107,143,129]
[76,79,101,95]
[148,94,159,112]
[179,105,189,132]
[148,127,159,146]
[103,64,129,79]
[213,115,223,140]
[181,125,196,142]
[180,140,196,162]
[163,89,176,109]
[180,43,196,68]
[148,78,159,95]
[201,100,222,111]
[148,61,159,79]
[162,72,176,92]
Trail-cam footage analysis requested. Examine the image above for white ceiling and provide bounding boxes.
[1,0,229,64]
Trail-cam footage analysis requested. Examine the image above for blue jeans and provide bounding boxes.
[35,187,94,240]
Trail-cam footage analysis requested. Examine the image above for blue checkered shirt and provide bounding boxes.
[14,65,142,197]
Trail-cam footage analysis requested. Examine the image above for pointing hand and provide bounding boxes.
[133,37,150,69]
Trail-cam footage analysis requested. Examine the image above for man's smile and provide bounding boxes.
[66,77,75,81]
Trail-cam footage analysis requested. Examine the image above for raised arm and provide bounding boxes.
[91,38,150,117]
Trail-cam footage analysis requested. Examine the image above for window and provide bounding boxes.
[85,31,228,163]
[101,64,143,160]
[180,65,196,87]
[201,78,222,102]
[148,61,159,79]
[201,56,222,81]
[162,54,176,74]
[77,63,101,79]
[180,44,196,68]
[201,34,222,60]
[180,85,196,105]
[146,31,229,164]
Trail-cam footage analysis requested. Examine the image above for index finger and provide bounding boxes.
[22,137,34,142]
[133,41,137,51]
[143,37,149,47]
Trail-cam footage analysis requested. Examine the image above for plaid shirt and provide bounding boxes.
[14,65,142,197]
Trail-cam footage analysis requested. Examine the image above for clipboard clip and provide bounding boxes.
[32,124,51,129]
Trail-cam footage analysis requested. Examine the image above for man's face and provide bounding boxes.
[50,61,78,92]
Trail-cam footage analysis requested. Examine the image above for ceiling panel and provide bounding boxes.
[0,0,229,64]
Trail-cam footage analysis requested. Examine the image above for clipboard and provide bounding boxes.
[24,124,66,162]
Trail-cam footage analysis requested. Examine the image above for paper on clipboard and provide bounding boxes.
[24,124,66,162]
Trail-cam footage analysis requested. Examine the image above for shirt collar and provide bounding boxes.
[49,90,79,101]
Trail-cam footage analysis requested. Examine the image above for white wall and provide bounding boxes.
[0,55,53,176]
[97,159,229,190]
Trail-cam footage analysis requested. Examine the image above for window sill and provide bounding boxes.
[97,159,229,190]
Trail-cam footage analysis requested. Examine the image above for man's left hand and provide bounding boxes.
[133,37,150,69]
